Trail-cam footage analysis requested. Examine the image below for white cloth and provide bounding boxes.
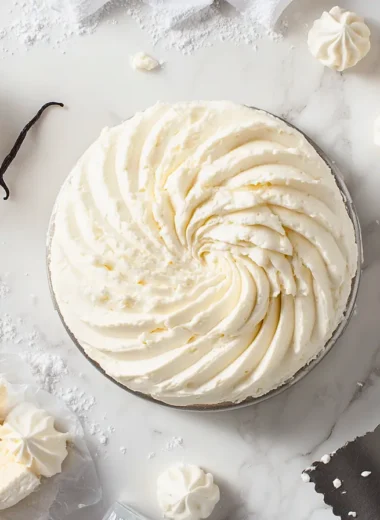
[52,0,294,27]
[49,0,110,20]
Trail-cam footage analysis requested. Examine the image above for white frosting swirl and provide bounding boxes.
[308,6,371,72]
[0,402,69,477]
[157,464,220,520]
[49,101,358,406]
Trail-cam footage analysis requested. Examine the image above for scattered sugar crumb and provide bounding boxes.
[88,422,100,436]
[333,478,342,489]
[164,436,184,451]
[148,452,156,460]
[0,279,10,299]
[24,352,67,392]
[301,473,310,483]
[0,313,112,448]
[361,471,371,477]
[56,386,96,416]
[130,51,160,71]
[357,381,364,387]
[348,513,357,518]
[120,446,127,454]
[99,434,108,446]
[376,220,380,225]
[126,0,282,55]
[321,454,331,464]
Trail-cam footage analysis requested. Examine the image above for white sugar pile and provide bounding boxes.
[0,0,286,56]
[0,0,100,55]
[126,0,270,55]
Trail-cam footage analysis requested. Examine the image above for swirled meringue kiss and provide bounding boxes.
[50,102,358,407]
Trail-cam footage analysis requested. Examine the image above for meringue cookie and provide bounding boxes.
[0,402,69,478]
[157,464,220,520]
[308,6,371,71]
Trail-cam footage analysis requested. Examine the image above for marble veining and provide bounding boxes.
[1,0,380,519]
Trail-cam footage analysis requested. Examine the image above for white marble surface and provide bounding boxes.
[1,0,380,519]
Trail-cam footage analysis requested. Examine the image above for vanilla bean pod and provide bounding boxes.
[0,101,64,200]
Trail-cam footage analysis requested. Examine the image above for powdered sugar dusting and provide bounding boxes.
[57,386,96,416]
[0,296,109,448]
[0,0,100,55]
[0,278,10,299]
[23,351,68,392]
[126,0,283,55]
[0,0,284,56]
[164,436,184,451]
[0,313,19,344]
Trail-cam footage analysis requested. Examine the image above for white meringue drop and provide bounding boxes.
[308,6,370,71]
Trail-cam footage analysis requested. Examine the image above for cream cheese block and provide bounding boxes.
[0,449,40,510]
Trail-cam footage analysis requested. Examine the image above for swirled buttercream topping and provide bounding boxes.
[49,101,358,406]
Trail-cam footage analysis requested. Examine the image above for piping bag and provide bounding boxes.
[102,503,151,520]
[303,425,380,519]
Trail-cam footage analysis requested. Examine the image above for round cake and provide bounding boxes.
[49,101,358,407]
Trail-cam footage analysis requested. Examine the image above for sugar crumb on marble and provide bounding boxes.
[148,452,156,460]
[361,471,371,477]
[0,284,10,300]
[130,51,160,71]
[348,513,357,518]
[164,436,184,451]
[333,478,342,489]
[99,434,108,446]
